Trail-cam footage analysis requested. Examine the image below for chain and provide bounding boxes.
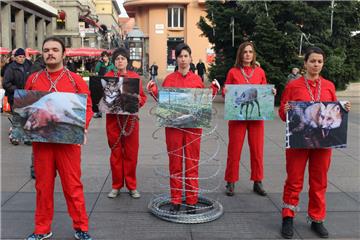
[304,76,321,102]
[45,68,67,92]
[110,115,138,150]
[240,67,255,83]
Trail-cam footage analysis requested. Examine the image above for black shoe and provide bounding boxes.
[281,217,294,239]
[253,181,267,196]
[186,204,197,214]
[170,204,181,214]
[30,165,36,179]
[225,182,235,196]
[311,222,329,238]
[10,139,19,145]
[24,140,32,146]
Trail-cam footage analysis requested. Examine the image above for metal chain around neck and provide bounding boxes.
[45,68,67,92]
[304,76,321,102]
[240,67,255,83]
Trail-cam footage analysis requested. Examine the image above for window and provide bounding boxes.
[167,37,184,69]
[168,7,184,28]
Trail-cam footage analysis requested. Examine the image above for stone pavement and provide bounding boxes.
[1,83,359,240]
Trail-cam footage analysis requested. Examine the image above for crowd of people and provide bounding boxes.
[0,36,352,240]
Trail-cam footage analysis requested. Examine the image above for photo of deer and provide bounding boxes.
[286,101,348,149]
[12,90,87,144]
[224,84,274,120]
[90,76,139,115]
[156,88,213,128]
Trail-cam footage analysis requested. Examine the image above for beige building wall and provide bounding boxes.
[124,0,211,80]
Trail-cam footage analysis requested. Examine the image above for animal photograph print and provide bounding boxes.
[12,90,87,144]
[95,76,140,115]
[157,88,213,128]
[224,84,274,120]
[286,101,348,149]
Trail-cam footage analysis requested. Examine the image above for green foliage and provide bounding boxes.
[198,0,360,101]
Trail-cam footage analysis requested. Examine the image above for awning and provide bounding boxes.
[0,47,11,55]
[26,48,41,56]
[65,47,107,57]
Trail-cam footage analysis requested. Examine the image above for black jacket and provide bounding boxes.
[3,59,32,106]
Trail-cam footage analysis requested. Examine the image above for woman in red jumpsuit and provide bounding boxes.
[223,41,276,197]
[147,43,219,214]
[279,47,351,239]
[25,37,93,240]
[105,47,147,199]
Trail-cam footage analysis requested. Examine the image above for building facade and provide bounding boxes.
[0,0,57,50]
[124,0,212,79]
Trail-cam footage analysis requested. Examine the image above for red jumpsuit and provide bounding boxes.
[278,76,337,221]
[223,66,267,183]
[25,68,93,234]
[104,70,147,191]
[149,71,217,205]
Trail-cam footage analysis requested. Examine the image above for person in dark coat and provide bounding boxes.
[196,59,206,81]
[3,48,32,109]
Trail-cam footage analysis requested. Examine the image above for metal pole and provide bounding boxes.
[299,33,303,56]
[330,0,335,35]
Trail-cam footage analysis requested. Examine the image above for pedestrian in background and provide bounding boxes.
[3,48,32,145]
[222,41,276,198]
[25,36,93,240]
[105,47,147,200]
[196,59,206,82]
[287,67,301,83]
[279,46,351,239]
[149,61,158,82]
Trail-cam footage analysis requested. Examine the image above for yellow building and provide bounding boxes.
[124,0,211,79]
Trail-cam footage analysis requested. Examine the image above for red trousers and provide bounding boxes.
[106,114,139,190]
[165,128,202,205]
[225,120,264,182]
[282,148,332,221]
[32,143,88,234]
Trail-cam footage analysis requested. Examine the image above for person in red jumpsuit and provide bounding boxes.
[147,43,220,214]
[25,37,93,240]
[223,41,276,197]
[279,46,351,239]
[105,47,147,199]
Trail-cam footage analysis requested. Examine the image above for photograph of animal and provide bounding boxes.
[287,101,348,148]
[156,88,212,128]
[12,90,87,144]
[224,84,274,120]
[97,77,139,114]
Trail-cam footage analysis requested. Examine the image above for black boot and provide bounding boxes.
[225,182,235,196]
[169,204,181,214]
[281,217,294,239]
[186,204,197,214]
[311,222,329,238]
[253,181,267,196]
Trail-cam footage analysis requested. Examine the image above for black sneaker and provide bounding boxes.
[169,204,181,214]
[281,217,294,239]
[74,230,92,240]
[253,181,267,196]
[26,232,53,240]
[30,165,36,179]
[186,204,197,214]
[311,222,329,238]
[225,182,235,196]
[93,112,102,118]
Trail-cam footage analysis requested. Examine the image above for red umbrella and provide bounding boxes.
[25,48,41,55]
[66,47,106,57]
[0,47,10,55]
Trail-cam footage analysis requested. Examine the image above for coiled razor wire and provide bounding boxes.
[147,99,224,224]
